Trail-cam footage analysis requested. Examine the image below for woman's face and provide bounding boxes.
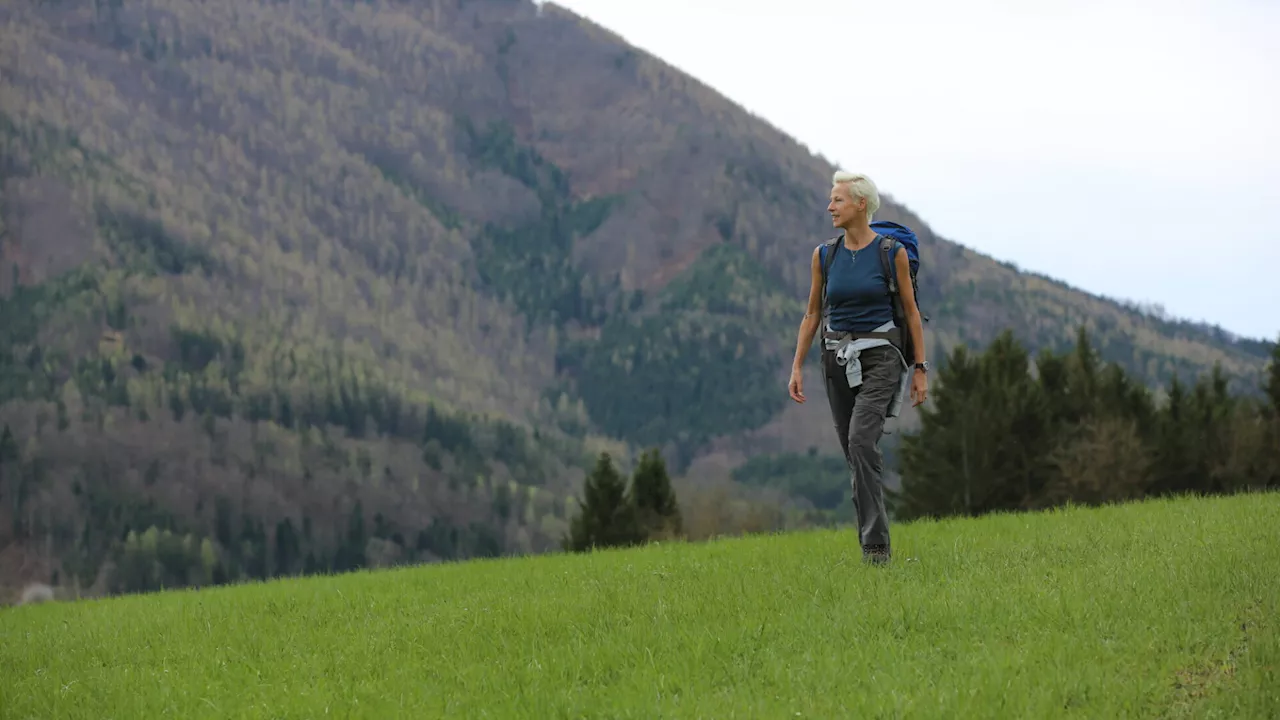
[828,184,863,227]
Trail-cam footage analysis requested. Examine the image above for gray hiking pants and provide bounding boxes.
[821,343,900,549]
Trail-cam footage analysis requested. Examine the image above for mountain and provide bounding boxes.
[0,0,1272,597]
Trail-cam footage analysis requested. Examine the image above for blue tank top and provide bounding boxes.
[822,238,897,333]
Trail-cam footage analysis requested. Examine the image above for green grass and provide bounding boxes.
[2,492,1278,719]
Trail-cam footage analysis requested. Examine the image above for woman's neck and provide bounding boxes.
[841,220,876,249]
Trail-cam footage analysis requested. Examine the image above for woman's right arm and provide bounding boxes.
[789,246,823,402]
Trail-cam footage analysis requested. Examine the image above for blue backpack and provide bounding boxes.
[818,220,928,355]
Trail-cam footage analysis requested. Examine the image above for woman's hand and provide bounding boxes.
[789,367,805,404]
[910,368,929,407]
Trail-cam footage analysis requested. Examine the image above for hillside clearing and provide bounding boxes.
[2,491,1278,718]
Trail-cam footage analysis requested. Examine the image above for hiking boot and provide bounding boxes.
[862,544,891,565]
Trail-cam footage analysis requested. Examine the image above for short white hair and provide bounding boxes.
[832,171,880,222]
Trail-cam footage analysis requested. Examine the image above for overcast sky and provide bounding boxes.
[548,0,1280,342]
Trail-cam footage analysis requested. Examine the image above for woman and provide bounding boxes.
[788,170,929,564]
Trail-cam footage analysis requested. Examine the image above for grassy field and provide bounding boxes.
[2,491,1277,719]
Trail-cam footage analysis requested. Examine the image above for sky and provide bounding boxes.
[548,0,1280,342]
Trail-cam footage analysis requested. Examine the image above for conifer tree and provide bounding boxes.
[0,424,17,464]
[1064,326,1100,421]
[629,448,682,540]
[1264,339,1280,419]
[0,424,17,528]
[565,452,641,551]
[1265,341,1280,489]
[894,330,1053,519]
[274,518,301,577]
[1150,374,1194,496]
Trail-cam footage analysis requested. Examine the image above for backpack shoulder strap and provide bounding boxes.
[879,235,910,336]
[878,234,899,295]
[820,235,840,278]
[819,235,841,316]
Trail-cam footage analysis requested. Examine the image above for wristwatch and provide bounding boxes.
[914,361,930,373]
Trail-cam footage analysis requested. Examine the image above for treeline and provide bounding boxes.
[90,499,505,597]
[0,396,814,602]
[0,393,561,599]
[893,328,1280,520]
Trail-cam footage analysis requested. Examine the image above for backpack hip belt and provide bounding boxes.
[822,328,902,345]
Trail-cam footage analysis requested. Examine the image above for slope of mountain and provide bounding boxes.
[0,0,1272,596]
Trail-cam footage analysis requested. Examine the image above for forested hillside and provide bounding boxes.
[0,0,1273,600]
